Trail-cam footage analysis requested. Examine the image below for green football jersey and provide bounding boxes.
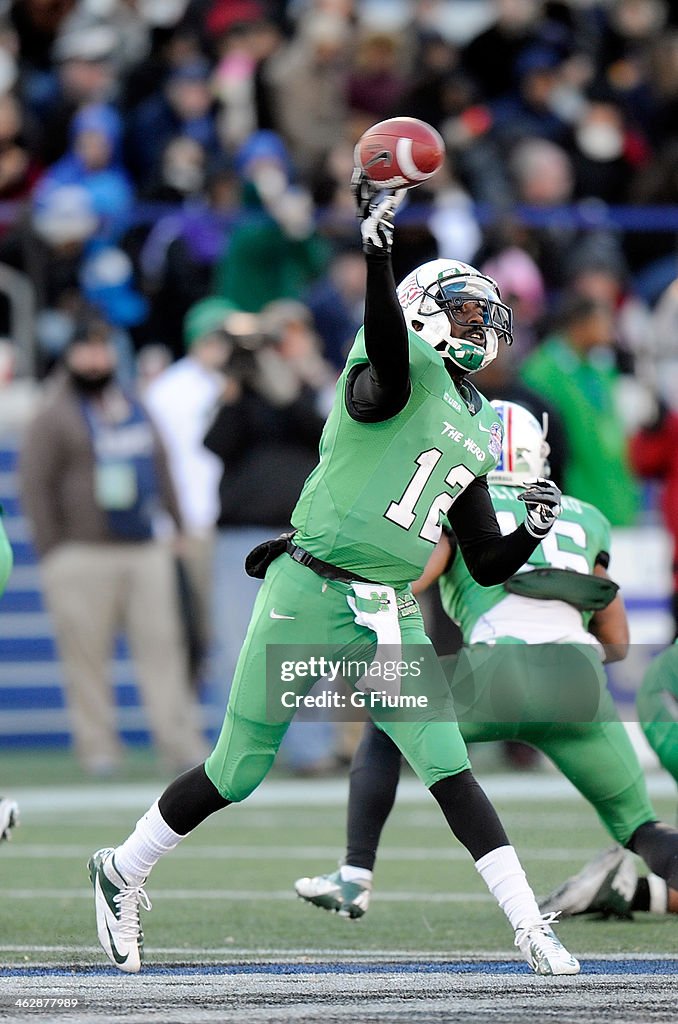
[439,484,612,641]
[291,328,503,588]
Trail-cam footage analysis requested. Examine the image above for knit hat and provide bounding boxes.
[184,297,239,347]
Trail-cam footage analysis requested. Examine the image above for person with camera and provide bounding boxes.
[204,308,328,732]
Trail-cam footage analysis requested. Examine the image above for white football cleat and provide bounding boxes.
[294,869,371,919]
[88,847,151,973]
[539,845,636,919]
[515,913,580,976]
[0,797,19,842]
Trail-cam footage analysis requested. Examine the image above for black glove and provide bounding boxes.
[518,479,562,539]
[351,168,406,255]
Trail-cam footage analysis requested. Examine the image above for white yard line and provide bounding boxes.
[1,888,492,902]
[1,944,676,961]
[6,771,676,813]
[0,843,606,861]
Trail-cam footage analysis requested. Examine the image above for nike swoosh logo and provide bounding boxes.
[106,920,130,965]
[364,149,392,169]
[477,423,492,433]
[95,876,129,965]
[270,609,296,620]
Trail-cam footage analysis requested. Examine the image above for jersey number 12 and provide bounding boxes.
[385,449,475,543]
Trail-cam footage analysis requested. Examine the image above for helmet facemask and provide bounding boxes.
[398,262,513,375]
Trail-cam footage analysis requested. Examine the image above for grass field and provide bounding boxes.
[1,749,677,1023]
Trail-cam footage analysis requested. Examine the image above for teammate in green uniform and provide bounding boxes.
[89,175,578,975]
[538,642,678,920]
[295,401,678,923]
[638,642,678,791]
[0,509,19,843]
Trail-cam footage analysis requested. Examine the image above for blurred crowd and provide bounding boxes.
[0,1,674,371]
[4,0,678,772]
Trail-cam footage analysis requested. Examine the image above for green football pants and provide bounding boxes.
[446,644,656,846]
[637,643,678,787]
[205,553,470,801]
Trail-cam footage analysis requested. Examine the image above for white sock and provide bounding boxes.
[340,865,373,884]
[647,873,669,914]
[113,801,185,885]
[475,845,541,932]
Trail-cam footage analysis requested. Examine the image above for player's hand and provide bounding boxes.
[351,168,406,254]
[518,478,562,539]
[351,167,380,218]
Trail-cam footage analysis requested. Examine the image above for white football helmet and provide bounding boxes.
[397,259,513,374]
[487,400,550,485]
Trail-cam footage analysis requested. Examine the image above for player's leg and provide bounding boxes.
[296,620,578,971]
[540,842,678,920]
[295,718,402,917]
[637,644,678,794]
[536,695,678,917]
[538,718,655,848]
[294,646,534,923]
[294,646,520,918]
[536,710,652,920]
[346,722,402,871]
[613,644,678,917]
[377,718,578,973]
[88,555,338,972]
[375,625,578,974]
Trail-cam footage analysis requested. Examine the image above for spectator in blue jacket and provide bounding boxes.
[36,103,133,243]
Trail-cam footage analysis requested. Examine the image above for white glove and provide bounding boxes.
[518,479,562,539]
[351,168,406,254]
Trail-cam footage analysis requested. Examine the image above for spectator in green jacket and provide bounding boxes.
[520,294,640,525]
[213,131,330,313]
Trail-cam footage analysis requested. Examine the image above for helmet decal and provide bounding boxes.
[488,421,503,462]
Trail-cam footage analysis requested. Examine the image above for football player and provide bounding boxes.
[638,643,678,800]
[538,642,678,919]
[295,402,678,924]
[0,508,19,843]
[89,175,578,975]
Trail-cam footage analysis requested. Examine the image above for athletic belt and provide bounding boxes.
[285,540,376,586]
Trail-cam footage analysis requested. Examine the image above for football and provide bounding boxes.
[354,117,445,189]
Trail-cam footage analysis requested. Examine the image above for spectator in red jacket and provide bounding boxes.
[629,405,678,637]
